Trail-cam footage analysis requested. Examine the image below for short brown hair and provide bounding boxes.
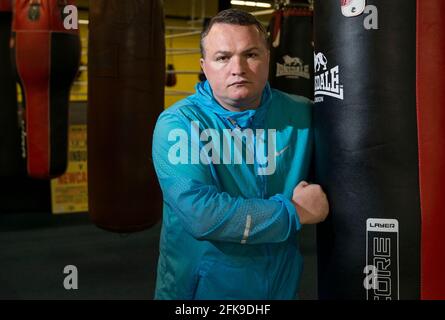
[200,8,268,57]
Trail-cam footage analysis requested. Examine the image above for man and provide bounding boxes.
[152,9,329,299]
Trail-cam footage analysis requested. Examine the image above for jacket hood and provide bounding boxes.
[187,80,272,129]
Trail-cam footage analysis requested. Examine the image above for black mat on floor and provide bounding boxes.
[0,212,160,300]
[0,212,317,300]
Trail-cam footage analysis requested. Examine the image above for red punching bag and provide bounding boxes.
[314,0,445,299]
[87,0,164,232]
[11,0,80,179]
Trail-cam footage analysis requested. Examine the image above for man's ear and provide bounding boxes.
[200,58,209,79]
[200,58,205,73]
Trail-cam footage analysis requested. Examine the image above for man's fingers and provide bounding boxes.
[296,180,309,189]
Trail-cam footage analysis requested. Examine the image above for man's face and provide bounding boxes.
[200,23,270,111]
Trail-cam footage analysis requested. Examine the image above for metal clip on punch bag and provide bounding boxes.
[314,0,445,300]
[11,0,81,179]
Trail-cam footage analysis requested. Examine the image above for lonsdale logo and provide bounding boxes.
[276,55,310,80]
[314,52,344,101]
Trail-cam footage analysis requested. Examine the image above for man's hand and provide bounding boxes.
[292,180,329,225]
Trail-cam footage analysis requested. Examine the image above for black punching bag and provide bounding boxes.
[0,0,22,176]
[314,0,445,299]
[88,0,164,232]
[268,2,313,99]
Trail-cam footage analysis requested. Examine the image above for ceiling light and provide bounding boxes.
[230,1,272,8]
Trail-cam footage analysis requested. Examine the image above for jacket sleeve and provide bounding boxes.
[152,111,301,244]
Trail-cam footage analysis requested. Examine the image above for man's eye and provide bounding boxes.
[247,53,258,58]
[216,56,228,62]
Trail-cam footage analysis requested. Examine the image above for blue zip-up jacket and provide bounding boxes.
[152,80,312,299]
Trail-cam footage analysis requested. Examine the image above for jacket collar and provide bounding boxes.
[187,80,271,129]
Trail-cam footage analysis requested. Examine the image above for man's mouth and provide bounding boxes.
[229,80,250,87]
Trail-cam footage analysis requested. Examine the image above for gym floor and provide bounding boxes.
[0,212,317,300]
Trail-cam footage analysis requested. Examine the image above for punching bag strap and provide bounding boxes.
[271,10,282,47]
[283,6,313,17]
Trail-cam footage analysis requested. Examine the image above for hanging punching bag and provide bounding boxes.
[268,2,313,99]
[11,0,80,179]
[314,0,445,299]
[0,0,23,176]
[88,0,164,233]
[165,63,177,87]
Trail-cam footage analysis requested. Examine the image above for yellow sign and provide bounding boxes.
[51,124,88,214]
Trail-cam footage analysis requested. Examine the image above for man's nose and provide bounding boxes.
[230,56,246,76]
